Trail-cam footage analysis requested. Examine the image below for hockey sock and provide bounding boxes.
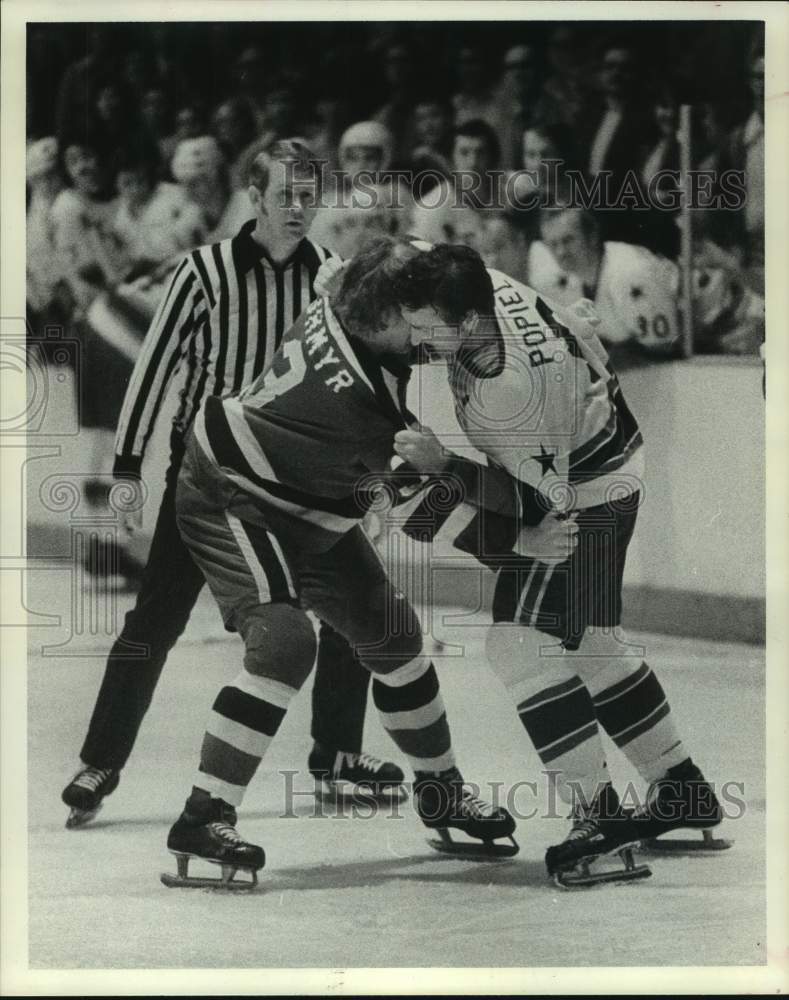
[568,633,688,783]
[486,624,608,807]
[372,656,456,775]
[194,670,298,807]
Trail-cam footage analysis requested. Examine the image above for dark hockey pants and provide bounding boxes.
[79,430,370,771]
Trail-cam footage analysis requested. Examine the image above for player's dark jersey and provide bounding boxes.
[195,296,412,550]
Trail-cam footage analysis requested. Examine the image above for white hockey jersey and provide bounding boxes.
[529,240,681,354]
[448,269,645,514]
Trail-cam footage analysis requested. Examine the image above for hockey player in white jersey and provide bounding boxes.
[314,240,729,887]
[532,205,764,355]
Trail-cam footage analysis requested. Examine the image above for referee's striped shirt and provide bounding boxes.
[113,218,333,478]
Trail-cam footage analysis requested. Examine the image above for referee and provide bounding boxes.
[62,140,404,827]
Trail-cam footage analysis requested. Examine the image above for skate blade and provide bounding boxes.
[65,803,103,829]
[554,845,652,889]
[427,827,519,860]
[160,853,260,891]
[643,827,733,854]
[314,778,408,805]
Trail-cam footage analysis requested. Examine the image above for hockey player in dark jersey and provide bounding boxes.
[385,243,728,887]
[162,238,519,888]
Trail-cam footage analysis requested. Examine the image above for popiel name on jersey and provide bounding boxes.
[492,279,557,368]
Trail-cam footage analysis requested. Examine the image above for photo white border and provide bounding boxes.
[2,1,787,994]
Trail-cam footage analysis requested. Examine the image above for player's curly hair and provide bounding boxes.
[393,243,495,325]
[332,236,422,340]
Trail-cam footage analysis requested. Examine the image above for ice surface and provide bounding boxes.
[25,590,766,970]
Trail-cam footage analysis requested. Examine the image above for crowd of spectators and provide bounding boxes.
[26,21,765,358]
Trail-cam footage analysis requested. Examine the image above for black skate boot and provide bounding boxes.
[632,758,732,853]
[161,788,265,890]
[415,766,518,859]
[309,743,407,803]
[546,783,651,889]
[62,765,120,829]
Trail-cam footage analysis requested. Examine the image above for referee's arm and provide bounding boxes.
[113,256,206,479]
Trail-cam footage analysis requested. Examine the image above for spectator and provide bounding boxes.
[50,140,125,314]
[55,26,122,144]
[139,88,173,172]
[634,85,685,259]
[309,121,409,258]
[519,121,580,204]
[160,102,208,170]
[534,205,763,357]
[26,138,63,318]
[728,47,764,286]
[640,85,681,206]
[171,135,252,242]
[303,96,351,171]
[408,119,499,249]
[477,209,562,288]
[451,45,502,133]
[533,26,586,131]
[585,45,655,244]
[692,101,751,272]
[497,44,540,170]
[212,97,259,189]
[112,147,203,268]
[372,43,419,166]
[232,46,268,133]
[404,98,454,190]
[88,80,139,192]
[261,82,301,139]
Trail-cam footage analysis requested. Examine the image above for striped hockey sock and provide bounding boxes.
[372,656,456,775]
[514,673,609,808]
[194,671,298,806]
[588,661,687,783]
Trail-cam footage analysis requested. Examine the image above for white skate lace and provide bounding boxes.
[72,767,114,792]
[566,818,600,841]
[210,820,242,844]
[459,787,498,819]
[335,751,385,777]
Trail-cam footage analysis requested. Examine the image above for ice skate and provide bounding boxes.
[62,765,120,829]
[415,767,518,859]
[309,744,407,804]
[546,784,651,889]
[161,789,265,890]
[632,758,732,853]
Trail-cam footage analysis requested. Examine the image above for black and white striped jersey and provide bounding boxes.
[113,219,333,478]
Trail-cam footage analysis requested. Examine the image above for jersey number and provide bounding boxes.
[240,339,307,406]
[637,313,671,340]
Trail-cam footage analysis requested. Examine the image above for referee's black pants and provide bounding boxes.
[80,430,371,770]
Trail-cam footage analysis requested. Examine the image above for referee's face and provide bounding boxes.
[253,159,318,244]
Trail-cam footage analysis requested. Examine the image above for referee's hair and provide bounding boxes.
[248,138,322,195]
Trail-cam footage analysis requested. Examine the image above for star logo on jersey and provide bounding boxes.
[630,285,643,299]
[531,444,557,475]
